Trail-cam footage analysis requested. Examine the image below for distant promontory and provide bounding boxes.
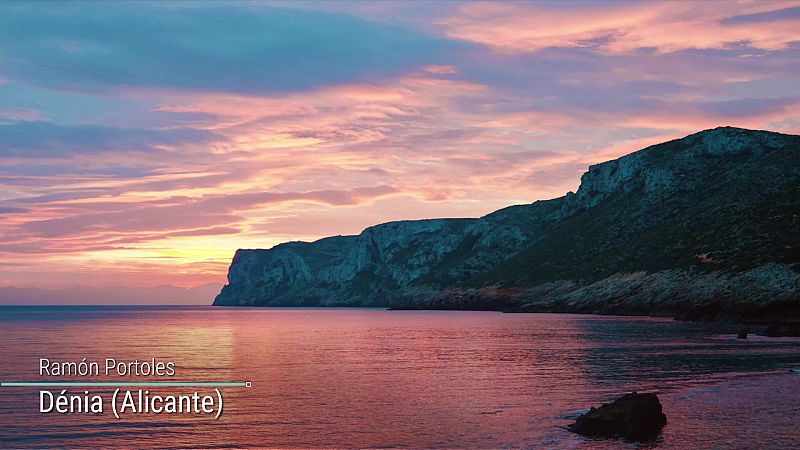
[214,127,800,321]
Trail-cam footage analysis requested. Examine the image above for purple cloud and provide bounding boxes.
[0,121,222,157]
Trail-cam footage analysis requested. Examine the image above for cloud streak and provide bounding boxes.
[441,1,800,54]
[0,2,461,94]
[0,121,222,158]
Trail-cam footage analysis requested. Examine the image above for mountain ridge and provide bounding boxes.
[213,127,800,320]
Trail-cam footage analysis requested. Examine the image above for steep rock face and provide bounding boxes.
[560,152,645,215]
[558,127,789,217]
[215,127,800,318]
[214,208,554,306]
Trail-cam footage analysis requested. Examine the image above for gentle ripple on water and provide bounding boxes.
[0,306,798,448]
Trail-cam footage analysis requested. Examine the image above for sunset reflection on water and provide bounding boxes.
[1,307,798,448]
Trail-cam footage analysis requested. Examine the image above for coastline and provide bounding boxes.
[213,129,800,317]
[389,303,800,334]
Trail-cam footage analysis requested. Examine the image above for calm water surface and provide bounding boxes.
[0,307,798,448]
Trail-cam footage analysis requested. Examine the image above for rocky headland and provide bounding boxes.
[214,127,800,321]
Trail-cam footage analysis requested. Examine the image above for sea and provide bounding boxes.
[0,306,798,449]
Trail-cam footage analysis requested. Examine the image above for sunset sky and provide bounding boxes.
[1,1,799,300]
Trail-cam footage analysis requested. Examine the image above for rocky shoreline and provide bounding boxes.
[392,263,800,322]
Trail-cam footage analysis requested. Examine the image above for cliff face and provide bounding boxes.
[215,206,559,306]
[214,127,800,320]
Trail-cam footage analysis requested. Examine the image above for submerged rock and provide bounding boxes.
[569,392,667,441]
[765,322,783,337]
[738,328,749,339]
[764,322,800,337]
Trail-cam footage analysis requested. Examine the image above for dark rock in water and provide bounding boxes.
[569,392,667,441]
[787,323,800,337]
[737,328,749,339]
[765,322,782,337]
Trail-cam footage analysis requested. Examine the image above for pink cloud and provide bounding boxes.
[0,108,43,121]
[424,65,460,75]
[440,1,800,54]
